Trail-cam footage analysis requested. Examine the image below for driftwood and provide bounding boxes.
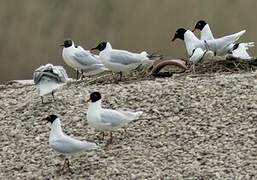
[148,59,188,77]
[148,57,257,77]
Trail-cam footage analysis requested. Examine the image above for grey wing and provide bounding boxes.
[51,136,97,154]
[73,50,101,66]
[52,66,69,82]
[33,64,62,84]
[210,30,246,50]
[51,138,84,154]
[100,109,128,127]
[109,51,142,65]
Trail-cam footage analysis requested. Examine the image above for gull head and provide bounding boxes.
[172,28,187,42]
[87,92,102,103]
[193,20,207,32]
[60,39,73,48]
[44,114,58,124]
[91,42,107,51]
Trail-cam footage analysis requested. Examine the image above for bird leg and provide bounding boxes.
[76,70,79,80]
[106,132,113,145]
[101,132,105,140]
[60,158,73,173]
[80,70,85,80]
[119,72,123,81]
[51,91,55,101]
[122,127,127,136]
[41,96,44,104]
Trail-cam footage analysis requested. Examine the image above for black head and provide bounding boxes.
[193,20,207,31]
[60,39,73,48]
[45,114,58,124]
[91,42,107,51]
[89,92,102,103]
[172,28,187,41]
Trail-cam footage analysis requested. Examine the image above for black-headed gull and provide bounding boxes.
[172,28,246,57]
[61,39,108,80]
[226,43,254,60]
[33,64,68,103]
[193,20,254,60]
[86,92,143,144]
[44,114,98,172]
[193,20,214,40]
[91,42,157,80]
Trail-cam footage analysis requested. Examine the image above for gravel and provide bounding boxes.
[1,72,257,179]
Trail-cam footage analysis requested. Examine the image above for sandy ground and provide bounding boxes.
[1,72,257,179]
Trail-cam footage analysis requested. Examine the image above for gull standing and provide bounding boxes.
[193,20,254,59]
[91,42,158,80]
[172,28,246,59]
[61,39,108,80]
[86,92,143,144]
[33,64,68,103]
[44,114,98,172]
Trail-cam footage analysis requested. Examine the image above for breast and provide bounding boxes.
[86,112,112,131]
[62,50,77,69]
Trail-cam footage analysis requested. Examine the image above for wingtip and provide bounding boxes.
[136,111,143,117]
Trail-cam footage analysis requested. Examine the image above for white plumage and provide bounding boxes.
[194,20,254,60]
[61,40,108,79]
[184,29,246,57]
[92,42,154,75]
[45,114,98,172]
[86,92,143,143]
[33,64,68,103]
[48,116,98,154]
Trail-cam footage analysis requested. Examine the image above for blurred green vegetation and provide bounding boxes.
[0,0,256,82]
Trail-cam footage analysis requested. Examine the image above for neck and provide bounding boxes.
[50,118,63,136]
[185,30,200,41]
[184,30,201,55]
[105,42,112,51]
[201,24,214,40]
[88,100,102,111]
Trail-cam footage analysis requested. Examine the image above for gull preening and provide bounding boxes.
[61,39,108,80]
[86,92,143,144]
[33,64,68,103]
[44,114,98,172]
[193,20,254,60]
[91,42,159,80]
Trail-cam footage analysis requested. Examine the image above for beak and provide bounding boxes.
[171,36,176,42]
[85,96,90,103]
[192,28,197,32]
[90,47,97,51]
[43,117,48,124]
[59,44,64,47]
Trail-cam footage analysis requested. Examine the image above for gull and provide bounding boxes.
[193,20,254,59]
[86,92,143,144]
[226,42,254,60]
[44,114,98,172]
[91,42,159,80]
[33,64,68,103]
[61,39,108,80]
[193,20,215,41]
[172,28,246,58]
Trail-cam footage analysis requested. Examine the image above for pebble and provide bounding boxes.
[1,72,257,179]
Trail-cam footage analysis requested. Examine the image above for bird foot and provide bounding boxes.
[57,158,73,175]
